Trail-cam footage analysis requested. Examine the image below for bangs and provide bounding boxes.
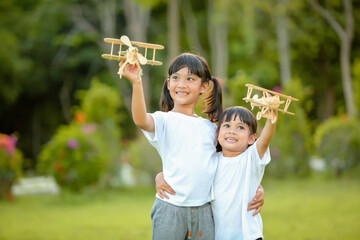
[168,53,209,79]
[223,110,246,124]
[218,106,257,134]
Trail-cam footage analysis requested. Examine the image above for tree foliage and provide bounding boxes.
[0,0,359,177]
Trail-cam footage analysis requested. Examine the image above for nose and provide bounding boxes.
[177,78,187,88]
[227,127,236,134]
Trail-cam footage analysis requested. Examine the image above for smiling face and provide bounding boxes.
[167,67,208,113]
[217,111,257,157]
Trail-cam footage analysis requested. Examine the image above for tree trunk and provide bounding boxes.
[276,0,292,86]
[167,0,180,63]
[207,0,229,80]
[97,0,133,109]
[341,37,355,116]
[62,0,152,111]
[59,77,73,123]
[324,87,335,119]
[309,0,356,116]
[182,0,206,58]
[32,104,41,166]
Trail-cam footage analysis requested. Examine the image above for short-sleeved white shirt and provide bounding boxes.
[212,141,271,240]
[142,111,218,207]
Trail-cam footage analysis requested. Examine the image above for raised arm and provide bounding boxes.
[122,62,155,132]
[256,110,277,159]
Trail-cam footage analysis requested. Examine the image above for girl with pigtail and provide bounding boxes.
[121,53,264,240]
[159,54,222,122]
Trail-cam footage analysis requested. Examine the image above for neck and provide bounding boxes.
[222,150,242,158]
[171,104,197,117]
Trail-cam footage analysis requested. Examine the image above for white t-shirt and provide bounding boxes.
[142,111,218,207]
[212,141,271,240]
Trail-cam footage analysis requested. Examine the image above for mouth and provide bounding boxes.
[176,91,189,96]
[225,137,238,143]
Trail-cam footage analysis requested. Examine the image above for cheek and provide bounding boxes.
[217,129,224,139]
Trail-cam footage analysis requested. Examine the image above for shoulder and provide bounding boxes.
[246,142,258,153]
[198,117,217,130]
[151,111,170,121]
[152,111,166,117]
[214,151,223,160]
[242,142,258,159]
[248,141,271,165]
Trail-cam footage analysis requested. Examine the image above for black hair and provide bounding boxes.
[216,106,257,152]
[159,53,223,122]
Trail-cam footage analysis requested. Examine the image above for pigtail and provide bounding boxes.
[159,78,174,112]
[203,76,223,122]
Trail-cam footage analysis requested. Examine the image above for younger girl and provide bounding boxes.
[212,106,276,239]
[121,53,262,240]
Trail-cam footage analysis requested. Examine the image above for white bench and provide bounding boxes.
[12,176,60,195]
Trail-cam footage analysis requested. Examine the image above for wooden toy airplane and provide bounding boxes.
[101,35,164,78]
[243,84,299,123]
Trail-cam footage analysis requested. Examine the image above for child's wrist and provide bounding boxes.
[132,79,143,87]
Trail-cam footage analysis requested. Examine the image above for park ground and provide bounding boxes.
[0,176,359,240]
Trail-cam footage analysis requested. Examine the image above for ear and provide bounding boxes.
[248,133,256,145]
[200,82,209,94]
[166,77,170,89]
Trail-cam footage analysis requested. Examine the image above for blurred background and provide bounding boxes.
[0,0,359,239]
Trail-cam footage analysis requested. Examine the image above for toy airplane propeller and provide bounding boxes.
[243,84,299,123]
[101,35,164,78]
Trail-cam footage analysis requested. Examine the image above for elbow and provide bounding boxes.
[134,118,152,132]
[132,113,153,132]
[134,119,146,129]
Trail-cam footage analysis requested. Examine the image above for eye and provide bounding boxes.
[171,76,179,81]
[187,77,195,81]
[222,124,230,128]
[238,126,245,130]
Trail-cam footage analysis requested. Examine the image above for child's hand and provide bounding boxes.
[155,172,175,199]
[120,61,142,84]
[269,109,278,124]
[247,185,264,216]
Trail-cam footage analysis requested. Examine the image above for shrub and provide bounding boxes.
[77,78,123,124]
[76,79,125,187]
[267,79,313,178]
[37,123,109,192]
[38,78,128,191]
[37,79,127,191]
[0,134,23,201]
[314,116,360,177]
[128,135,162,185]
[227,70,257,108]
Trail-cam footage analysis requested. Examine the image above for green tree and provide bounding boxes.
[309,0,356,117]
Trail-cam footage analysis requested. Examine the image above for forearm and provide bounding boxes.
[120,62,154,132]
[131,81,154,132]
[257,118,277,158]
[261,119,276,144]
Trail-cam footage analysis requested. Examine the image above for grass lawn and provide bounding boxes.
[261,177,360,239]
[0,177,359,240]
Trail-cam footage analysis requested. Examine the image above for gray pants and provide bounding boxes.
[151,198,215,240]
